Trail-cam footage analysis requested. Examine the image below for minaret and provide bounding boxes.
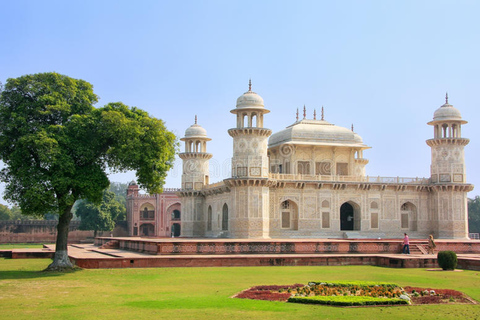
[178,117,212,236]
[226,80,272,238]
[228,80,271,179]
[126,180,140,236]
[426,94,473,238]
[427,94,469,184]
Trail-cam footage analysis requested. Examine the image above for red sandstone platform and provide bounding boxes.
[77,238,480,270]
[94,237,480,256]
[5,238,480,270]
[0,247,54,259]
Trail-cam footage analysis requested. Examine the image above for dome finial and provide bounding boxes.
[321,106,324,121]
[195,115,197,124]
[248,79,252,92]
[296,108,299,121]
[351,124,354,132]
[445,92,449,104]
[313,109,317,120]
[303,105,306,119]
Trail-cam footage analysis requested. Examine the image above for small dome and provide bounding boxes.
[184,123,208,138]
[232,80,269,113]
[236,90,265,109]
[269,119,368,148]
[128,180,137,186]
[433,102,463,122]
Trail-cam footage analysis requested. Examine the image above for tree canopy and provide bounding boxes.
[0,72,177,270]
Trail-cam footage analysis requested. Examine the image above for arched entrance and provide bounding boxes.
[171,223,181,237]
[172,209,181,220]
[139,203,155,221]
[280,200,298,230]
[222,204,228,231]
[401,202,417,231]
[140,223,154,236]
[340,202,360,231]
[207,206,212,231]
[340,203,354,230]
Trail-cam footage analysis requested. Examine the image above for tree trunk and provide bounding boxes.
[45,206,74,271]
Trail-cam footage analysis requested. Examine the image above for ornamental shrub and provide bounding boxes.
[437,251,458,270]
[288,295,409,306]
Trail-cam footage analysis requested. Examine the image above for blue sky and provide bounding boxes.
[1,0,479,203]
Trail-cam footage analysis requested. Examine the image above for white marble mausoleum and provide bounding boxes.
[127,82,473,239]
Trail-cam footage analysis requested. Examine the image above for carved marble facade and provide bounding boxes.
[128,87,473,239]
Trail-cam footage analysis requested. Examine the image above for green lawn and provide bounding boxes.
[0,243,51,249]
[0,258,479,320]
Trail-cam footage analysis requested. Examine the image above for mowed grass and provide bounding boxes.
[0,258,479,320]
[0,243,52,249]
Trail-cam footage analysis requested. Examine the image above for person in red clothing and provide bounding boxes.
[403,233,410,254]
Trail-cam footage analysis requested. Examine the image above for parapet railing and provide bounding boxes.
[203,181,226,189]
[268,173,429,184]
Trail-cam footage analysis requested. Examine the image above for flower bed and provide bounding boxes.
[292,282,402,299]
[234,284,304,301]
[234,281,476,306]
[403,286,474,305]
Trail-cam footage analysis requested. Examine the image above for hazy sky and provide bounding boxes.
[1,0,479,204]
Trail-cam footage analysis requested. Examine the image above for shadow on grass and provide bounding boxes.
[0,267,82,280]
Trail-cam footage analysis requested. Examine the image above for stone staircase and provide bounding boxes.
[98,240,119,250]
[217,232,230,239]
[343,232,362,239]
[409,243,428,255]
[343,232,386,239]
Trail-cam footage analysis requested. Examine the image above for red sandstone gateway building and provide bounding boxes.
[126,182,181,237]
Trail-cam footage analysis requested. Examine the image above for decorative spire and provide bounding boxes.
[296,108,299,121]
[195,115,197,124]
[321,106,324,121]
[313,109,317,120]
[445,92,449,104]
[248,79,252,92]
[303,105,306,119]
[351,124,354,132]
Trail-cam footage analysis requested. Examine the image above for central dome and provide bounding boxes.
[269,119,368,148]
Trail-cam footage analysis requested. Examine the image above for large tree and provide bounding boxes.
[0,72,176,270]
[76,189,125,237]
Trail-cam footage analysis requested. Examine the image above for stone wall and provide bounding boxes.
[0,220,128,243]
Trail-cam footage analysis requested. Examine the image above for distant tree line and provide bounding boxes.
[75,182,128,237]
[0,204,24,220]
[468,196,480,234]
[0,182,128,227]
